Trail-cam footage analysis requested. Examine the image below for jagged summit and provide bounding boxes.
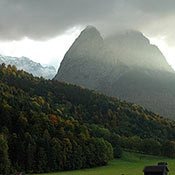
[64,25,103,59]
[79,25,103,41]
[74,25,102,43]
[62,26,102,53]
[83,25,100,32]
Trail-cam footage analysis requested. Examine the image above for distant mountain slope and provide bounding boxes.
[54,26,175,119]
[0,55,56,79]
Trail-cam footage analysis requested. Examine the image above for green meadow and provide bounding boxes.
[28,152,175,175]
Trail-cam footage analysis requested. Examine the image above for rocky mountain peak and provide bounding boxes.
[80,25,102,38]
[63,25,104,60]
[73,25,103,46]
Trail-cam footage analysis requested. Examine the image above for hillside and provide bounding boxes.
[1,64,175,174]
[54,26,175,119]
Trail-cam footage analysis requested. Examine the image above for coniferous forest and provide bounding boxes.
[1,63,175,174]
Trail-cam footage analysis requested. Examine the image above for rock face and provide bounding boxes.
[0,55,56,79]
[54,26,175,119]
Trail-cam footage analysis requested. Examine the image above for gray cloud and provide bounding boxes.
[0,0,117,40]
[0,0,175,47]
[126,0,175,15]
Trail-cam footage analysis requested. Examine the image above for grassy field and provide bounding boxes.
[28,152,175,175]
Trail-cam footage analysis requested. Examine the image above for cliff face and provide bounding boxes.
[54,26,175,119]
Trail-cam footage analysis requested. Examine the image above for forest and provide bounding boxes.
[1,63,175,174]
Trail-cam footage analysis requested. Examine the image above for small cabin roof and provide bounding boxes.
[143,166,169,172]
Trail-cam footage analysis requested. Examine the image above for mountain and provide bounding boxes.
[54,26,175,119]
[55,26,128,90]
[0,55,56,79]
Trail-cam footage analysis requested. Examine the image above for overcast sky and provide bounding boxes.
[0,0,175,69]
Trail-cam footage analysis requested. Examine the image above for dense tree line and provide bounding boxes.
[120,136,175,158]
[0,63,175,174]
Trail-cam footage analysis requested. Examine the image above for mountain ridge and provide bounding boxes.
[0,54,56,79]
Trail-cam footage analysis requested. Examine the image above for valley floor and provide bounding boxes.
[28,152,175,175]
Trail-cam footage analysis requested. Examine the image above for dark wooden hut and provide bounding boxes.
[143,162,169,175]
